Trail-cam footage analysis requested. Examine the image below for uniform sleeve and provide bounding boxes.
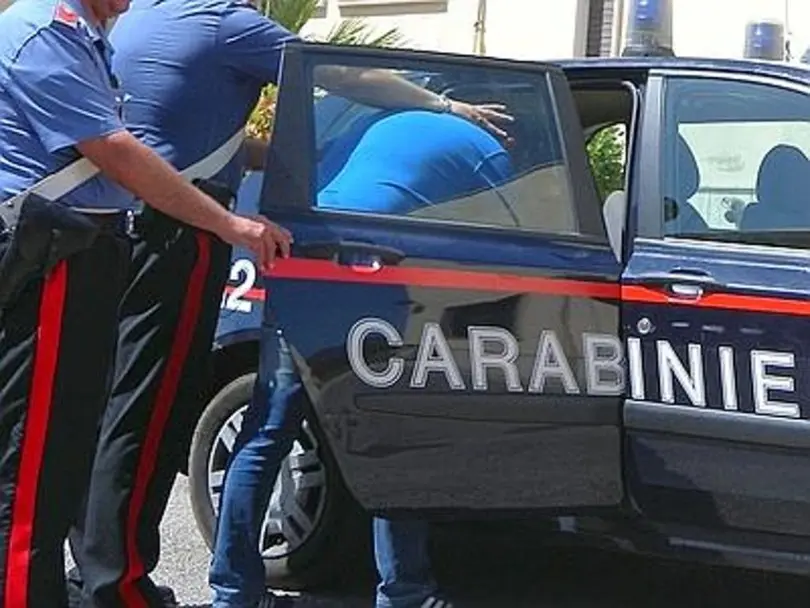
[217,2,301,85]
[5,25,124,154]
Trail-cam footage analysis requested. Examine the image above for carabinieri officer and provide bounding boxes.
[0,0,292,605]
[60,1,513,606]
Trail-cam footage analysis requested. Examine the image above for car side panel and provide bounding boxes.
[215,171,265,344]
[623,239,810,539]
[263,210,624,513]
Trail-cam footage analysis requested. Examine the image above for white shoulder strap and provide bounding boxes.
[2,129,247,210]
[179,129,246,183]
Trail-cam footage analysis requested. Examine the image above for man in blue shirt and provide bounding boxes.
[212,108,513,608]
[318,109,514,213]
[0,0,292,606]
[63,1,512,607]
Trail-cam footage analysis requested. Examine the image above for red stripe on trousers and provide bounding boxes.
[4,261,68,607]
[119,233,211,607]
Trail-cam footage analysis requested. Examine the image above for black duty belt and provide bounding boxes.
[71,209,137,237]
[128,178,235,238]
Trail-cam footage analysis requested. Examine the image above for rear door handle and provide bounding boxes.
[295,240,406,268]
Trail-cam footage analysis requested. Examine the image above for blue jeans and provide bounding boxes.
[209,331,436,608]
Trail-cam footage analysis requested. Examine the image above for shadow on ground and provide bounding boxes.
[179,522,810,608]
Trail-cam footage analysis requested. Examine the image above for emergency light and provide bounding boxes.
[744,20,785,61]
[621,0,675,57]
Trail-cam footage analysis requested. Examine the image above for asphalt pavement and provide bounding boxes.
[67,476,810,608]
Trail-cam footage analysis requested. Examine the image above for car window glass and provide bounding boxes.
[662,77,810,246]
[310,63,584,235]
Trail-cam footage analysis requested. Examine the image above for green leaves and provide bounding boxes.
[323,18,406,48]
[259,0,321,33]
[587,125,626,201]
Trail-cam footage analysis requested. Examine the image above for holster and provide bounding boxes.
[0,193,101,312]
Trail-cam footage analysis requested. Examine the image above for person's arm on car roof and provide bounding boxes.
[218,5,514,143]
[314,66,513,141]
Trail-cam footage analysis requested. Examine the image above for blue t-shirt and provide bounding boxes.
[109,0,299,195]
[0,0,133,209]
[317,110,513,214]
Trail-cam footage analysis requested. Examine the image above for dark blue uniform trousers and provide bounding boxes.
[0,230,131,608]
[69,209,231,608]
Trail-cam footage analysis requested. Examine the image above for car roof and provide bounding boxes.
[555,56,810,86]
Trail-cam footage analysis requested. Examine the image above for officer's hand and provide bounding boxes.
[450,101,515,146]
[221,214,293,273]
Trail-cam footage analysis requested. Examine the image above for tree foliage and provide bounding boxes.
[586,124,626,200]
[323,18,406,48]
[247,0,406,140]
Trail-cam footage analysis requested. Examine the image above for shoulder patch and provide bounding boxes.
[53,2,79,28]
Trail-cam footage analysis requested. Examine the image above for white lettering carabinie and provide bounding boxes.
[345,317,801,419]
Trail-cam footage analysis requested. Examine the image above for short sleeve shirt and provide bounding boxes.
[109,0,300,195]
[0,0,134,209]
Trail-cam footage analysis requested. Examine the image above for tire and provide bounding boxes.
[188,372,370,591]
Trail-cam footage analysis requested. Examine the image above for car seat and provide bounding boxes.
[664,136,709,235]
[603,189,626,262]
[740,144,810,231]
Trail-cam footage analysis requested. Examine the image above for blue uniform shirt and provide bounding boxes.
[109,0,299,195]
[317,110,514,214]
[0,0,133,209]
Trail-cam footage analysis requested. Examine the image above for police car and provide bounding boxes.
[185,0,810,591]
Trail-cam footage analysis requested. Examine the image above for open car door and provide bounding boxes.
[259,43,625,515]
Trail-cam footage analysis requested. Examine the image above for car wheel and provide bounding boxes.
[188,372,370,590]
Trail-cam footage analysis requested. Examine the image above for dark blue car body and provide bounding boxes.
[210,43,810,578]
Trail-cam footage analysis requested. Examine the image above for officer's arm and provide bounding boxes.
[313,66,449,113]
[5,26,290,269]
[76,132,236,233]
[219,7,508,142]
[77,131,291,269]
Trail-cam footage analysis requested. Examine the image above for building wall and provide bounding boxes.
[303,0,810,63]
[301,0,592,60]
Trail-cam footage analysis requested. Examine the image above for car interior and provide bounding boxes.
[663,78,810,245]
[568,82,636,260]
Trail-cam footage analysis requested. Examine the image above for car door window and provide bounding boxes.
[307,63,596,237]
[662,77,810,245]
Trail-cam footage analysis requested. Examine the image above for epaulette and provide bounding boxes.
[53,1,79,28]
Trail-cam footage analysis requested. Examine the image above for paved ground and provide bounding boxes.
[68,476,810,608]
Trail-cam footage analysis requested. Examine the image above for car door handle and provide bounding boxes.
[627,268,722,300]
[294,240,406,268]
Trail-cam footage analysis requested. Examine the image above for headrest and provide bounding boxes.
[756,145,810,210]
[676,136,699,202]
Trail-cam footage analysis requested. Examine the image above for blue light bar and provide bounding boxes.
[744,20,785,61]
[622,0,675,57]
